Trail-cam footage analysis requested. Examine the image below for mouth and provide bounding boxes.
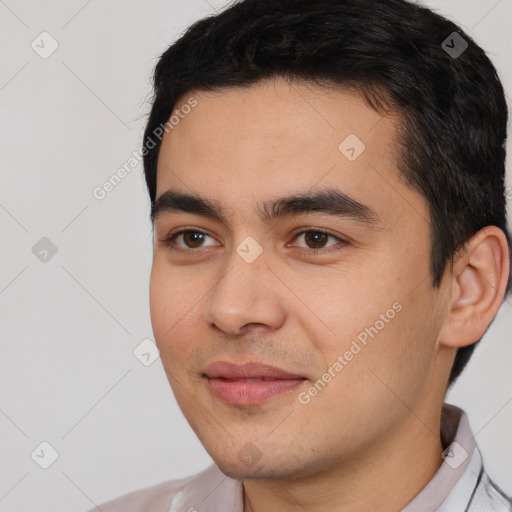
[203,361,307,405]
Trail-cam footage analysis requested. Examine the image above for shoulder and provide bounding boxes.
[86,465,215,512]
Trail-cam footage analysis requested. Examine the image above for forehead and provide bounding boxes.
[159,79,388,166]
[154,78,427,227]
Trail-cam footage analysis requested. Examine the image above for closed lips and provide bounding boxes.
[214,377,301,382]
[203,361,306,380]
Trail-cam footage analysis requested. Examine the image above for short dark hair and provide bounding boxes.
[142,0,511,387]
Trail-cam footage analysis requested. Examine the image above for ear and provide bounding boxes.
[439,226,510,349]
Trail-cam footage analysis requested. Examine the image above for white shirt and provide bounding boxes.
[89,403,512,512]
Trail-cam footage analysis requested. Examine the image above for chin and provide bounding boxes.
[210,447,309,481]
[213,458,275,480]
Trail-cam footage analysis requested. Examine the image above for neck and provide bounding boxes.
[242,404,444,512]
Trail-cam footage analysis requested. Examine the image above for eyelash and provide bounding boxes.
[160,228,348,256]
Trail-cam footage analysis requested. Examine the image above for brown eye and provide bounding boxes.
[293,230,342,250]
[163,230,219,250]
[181,231,207,248]
[302,231,330,249]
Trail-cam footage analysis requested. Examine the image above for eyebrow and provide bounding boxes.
[151,187,383,229]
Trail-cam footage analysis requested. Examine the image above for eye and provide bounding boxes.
[161,229,219,250]
[160,227,348,256]
[289,229,347,254]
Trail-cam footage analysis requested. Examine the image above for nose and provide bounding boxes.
[204,248,287,337]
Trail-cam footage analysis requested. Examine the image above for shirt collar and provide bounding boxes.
[402,403,478,511]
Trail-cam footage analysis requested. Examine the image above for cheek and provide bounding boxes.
[149,261,202,362]
[302,269,394,353]
[356,293,440,403]
[149,263,171,342]
[311,268,438,401]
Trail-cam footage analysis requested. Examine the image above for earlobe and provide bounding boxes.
[439,226,510,349]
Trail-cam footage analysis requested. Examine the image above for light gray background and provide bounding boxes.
[0,1,510,510]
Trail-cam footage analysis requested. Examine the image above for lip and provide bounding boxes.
[204,361,307,405]
[204,361,305,380]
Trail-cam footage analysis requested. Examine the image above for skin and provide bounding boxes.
[149,77,509,512]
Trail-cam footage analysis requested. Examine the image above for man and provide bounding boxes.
[90,0,512,510]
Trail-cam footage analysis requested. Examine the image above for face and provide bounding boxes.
[149,78,452,480]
